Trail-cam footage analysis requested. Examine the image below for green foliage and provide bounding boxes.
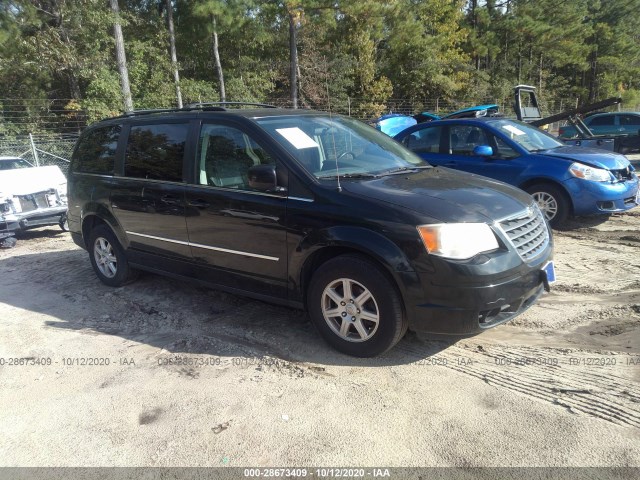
[3,0,640,134]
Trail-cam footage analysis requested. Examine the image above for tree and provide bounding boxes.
[109,0,133,112]
[160,0,183,107]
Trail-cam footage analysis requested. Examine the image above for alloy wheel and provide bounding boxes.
[321,278,380,342]
[532,192,558,221]
[93,237,117,278]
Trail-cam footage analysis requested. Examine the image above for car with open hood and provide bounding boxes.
[394,118,639,227]
[68,104,554,357]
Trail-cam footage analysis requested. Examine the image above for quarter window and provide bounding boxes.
[74,125,121,175]
[124,123,188,182]
[492,135,518,159]
[197,124,274,189]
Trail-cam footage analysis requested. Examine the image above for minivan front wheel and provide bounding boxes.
[88,224,138,287]
[308,255,407,357]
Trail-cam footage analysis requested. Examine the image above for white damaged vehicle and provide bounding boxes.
[0,157,68,241]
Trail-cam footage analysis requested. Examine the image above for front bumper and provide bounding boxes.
[563,177,639,216]
[0,207,67,232]
[399,250,552,335]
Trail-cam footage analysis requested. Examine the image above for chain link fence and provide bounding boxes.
[0,134,77,176]
[0,94,635,178]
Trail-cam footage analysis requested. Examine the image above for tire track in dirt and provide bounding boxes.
[395,340,640,428]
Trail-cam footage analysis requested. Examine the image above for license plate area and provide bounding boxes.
[541,261,556,291]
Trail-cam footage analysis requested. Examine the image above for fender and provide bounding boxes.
[289,225,420,305]
[81,202,129,249]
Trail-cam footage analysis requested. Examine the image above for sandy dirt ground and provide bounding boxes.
[0,212,638,468]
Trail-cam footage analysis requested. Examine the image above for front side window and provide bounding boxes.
[256,115,425,178]
[588,115,615,127]
[449,125,489,155]
[74,125,121,175]
[402,126,442,154]
[124,123,188,182]
[197,124,274,189]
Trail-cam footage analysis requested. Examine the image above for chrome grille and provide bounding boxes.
[499,205,550,262]
[17,192,51,212]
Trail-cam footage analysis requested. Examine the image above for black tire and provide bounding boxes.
[59,212,69,232]
[88,224,138,287]
[307,254,407,357]
[525,183,570,228]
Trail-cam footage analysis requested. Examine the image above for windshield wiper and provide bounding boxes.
[379,165,432,176]
[317,172,379,180]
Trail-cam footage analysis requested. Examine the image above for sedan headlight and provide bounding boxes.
[569,162,611,182]
[417,223,499,260]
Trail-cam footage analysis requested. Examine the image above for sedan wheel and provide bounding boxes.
[525,183,570,228]
[531,191,558,221]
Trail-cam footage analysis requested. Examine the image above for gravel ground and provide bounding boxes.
[0,212,638,468]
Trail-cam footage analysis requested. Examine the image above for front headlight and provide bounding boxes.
[417,223,499,260]
[569,162,611,182]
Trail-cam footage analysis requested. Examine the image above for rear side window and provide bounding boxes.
[402,127,442,154]
[74,125,121,174]
[124,123,188,182]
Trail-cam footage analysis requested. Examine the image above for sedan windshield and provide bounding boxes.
[256,114,427,179]
[488,119,563,152]
[0,158,33,170]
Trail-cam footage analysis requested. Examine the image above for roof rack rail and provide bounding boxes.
[184,101,277,109]
[101,101,277,122]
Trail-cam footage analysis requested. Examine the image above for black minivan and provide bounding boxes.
[68,104,554,357]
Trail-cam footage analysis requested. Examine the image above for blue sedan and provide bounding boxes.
[394,118,639,227]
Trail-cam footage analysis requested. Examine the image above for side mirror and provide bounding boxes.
[248,164,280,192]
[473,145,494,157]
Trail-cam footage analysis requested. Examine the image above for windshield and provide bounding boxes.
[488,119,563,152]
[0,158,32,170]
[255,114,427,179]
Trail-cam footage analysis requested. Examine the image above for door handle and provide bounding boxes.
[160,195,181,205]
[188,199,210,208]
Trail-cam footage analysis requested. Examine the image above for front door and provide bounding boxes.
[445,124,525,184]
[184,122,289,299]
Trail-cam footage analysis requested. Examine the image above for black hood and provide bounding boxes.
[340,167,533,224]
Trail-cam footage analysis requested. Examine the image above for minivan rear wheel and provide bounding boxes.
[88,224,138,287]
[308,255,407,357]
